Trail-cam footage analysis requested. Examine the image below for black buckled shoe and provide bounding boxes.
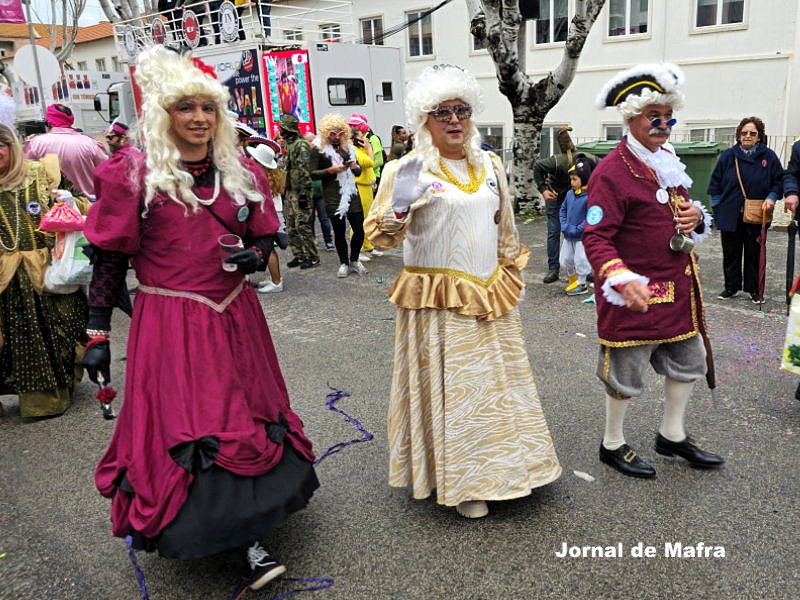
[654,433,725,468]
[543,269,559,284]
[599,443,656,479]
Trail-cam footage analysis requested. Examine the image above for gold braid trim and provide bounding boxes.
[599,330,700,348]
[599,258,629,280]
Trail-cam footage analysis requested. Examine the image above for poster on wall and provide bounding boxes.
[207,48,266,133]
[262,50,315,137]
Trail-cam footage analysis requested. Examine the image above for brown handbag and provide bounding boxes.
[734,157,773,224]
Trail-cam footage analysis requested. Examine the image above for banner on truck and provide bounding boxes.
[207,48,267,133]
[262,50,315,136]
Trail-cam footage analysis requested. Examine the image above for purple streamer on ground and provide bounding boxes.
[228,578,334,600]
[126,535,149,600]
[128,386,371,600]
[313,386,374,466]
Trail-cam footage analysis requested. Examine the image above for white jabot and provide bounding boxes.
[626,134,693,190]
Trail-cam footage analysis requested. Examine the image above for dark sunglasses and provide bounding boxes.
[649,117,677,128]
[428,104,473,123]
[105,134,119,140]
[740,131,759,137]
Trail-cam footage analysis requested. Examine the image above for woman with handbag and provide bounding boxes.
[0,124,88,418]
[708,116,784,303]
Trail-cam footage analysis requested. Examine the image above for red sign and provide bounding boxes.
[182,10,200,49]
[0,0,25,24]
[152,18,167,45]
[262,50,315,137]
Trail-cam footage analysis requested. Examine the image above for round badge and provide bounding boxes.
[237,206,250,222]
[586,205,603,226]
[123,25,137,58]
[26,201,41,215]
[486,178,499,195]
[151,18,167,45]
[182,10,200,49]
[762,159,767,168]
[656,188,669,204]
[219,2,239,43]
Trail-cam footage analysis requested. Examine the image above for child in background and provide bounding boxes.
[247,141,288,293]
[559,157,594,296]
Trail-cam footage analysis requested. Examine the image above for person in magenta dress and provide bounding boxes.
[80,47,318,592]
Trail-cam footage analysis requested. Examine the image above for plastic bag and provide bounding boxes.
[43,231,93,294]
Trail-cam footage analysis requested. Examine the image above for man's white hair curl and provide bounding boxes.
[405,64,484,171]
[617,88,685,121]
[135,45,263,213]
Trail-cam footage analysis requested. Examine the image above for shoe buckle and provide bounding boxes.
[623,449,637,463]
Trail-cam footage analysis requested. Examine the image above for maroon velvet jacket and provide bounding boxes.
[583,138,709,347]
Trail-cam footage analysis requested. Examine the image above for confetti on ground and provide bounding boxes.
[575,332,587,338]
[573,470,595,482]
[373,276,386,284]
[0,553,6,559]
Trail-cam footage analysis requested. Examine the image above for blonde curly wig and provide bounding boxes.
[317,113,351,152]
[405,64,485,171]
[135,45,264,214]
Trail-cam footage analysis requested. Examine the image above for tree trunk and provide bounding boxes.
[469,0,607,213]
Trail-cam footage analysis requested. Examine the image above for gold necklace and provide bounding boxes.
[437,159,486,194]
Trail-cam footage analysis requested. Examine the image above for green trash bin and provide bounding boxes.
[576,140,728,210]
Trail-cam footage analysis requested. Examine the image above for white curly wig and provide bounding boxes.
[405,64,485,171]
[135,45,263,214]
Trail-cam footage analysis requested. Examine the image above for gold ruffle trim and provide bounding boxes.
[0,248,49,294]
[387,246,530,321]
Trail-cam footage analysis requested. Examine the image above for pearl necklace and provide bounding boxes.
[195,171,221,206]
[0,190,21,252]
[437,159,486,194]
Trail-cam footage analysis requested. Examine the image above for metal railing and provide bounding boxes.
[112,0,356,62]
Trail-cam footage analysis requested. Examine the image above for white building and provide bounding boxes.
[338,0,799,162]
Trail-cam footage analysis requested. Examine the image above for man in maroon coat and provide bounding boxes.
[583,63,724,478]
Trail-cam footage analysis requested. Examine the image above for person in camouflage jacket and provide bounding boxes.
[280,114,319,269]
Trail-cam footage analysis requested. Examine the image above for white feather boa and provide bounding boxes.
[313,139,358,217]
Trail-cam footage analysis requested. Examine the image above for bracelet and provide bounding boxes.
[86,328,110,338]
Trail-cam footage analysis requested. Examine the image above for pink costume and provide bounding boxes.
[86,148,317,559]
[24,127,108,195]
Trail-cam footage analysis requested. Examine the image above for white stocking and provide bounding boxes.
[602,394,628,450]
[660,377,694,442]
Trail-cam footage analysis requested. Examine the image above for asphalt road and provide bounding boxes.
[1,217,798,600]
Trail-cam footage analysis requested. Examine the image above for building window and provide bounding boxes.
[77,61,87,71]
[284,28,303,41]
[319,23,341,41]
[327,78,366,106]
[605,125,624,140]
[534,0,568,44]
[407,11,433,57]
[478,126,504,153]
[95,58,106,71]
[695,0,744,27]
[361,17,384,45]
[111,56,121,71]
[689,126,736,145]
[539,126,568,157]
[608,0,648,36]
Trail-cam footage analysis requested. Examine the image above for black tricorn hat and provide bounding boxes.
[596,63,684,108]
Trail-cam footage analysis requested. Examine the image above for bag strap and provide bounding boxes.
[202,204,239,236]
[733,157,749,200]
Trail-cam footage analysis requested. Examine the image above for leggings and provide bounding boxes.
[330,211,365,265]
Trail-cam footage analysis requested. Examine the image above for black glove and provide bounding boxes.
[224,249,260,274]
[298,197,309,210]
[81,340,111,384]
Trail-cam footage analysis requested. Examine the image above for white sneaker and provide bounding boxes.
[257,280,283,293]
[337,263,349,278]
[368,249,384,257]
[358,252,371,262]
[350,261,368,275]
[456,500,489,519]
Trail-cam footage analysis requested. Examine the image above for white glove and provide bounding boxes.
[391,156,429,214]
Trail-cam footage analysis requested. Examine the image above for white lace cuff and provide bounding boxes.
[690,201,712,244]
[602,271,650,307]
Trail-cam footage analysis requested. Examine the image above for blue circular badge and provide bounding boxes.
[237,206,250,222]
[26,201,41,215]
[586,205,603,226]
